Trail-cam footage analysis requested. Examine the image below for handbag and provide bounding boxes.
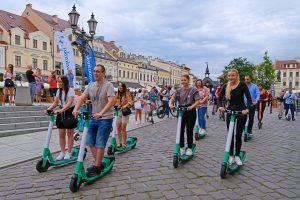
[4,79,14,87]
[62,114,78,129]
[122,107,132,116]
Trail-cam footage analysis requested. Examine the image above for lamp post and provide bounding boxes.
[68,5,98,90]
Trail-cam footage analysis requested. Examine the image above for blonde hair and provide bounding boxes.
[225,69,240,100]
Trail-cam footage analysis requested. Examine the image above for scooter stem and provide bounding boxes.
[225,115,235,153]
[44,115,55,148]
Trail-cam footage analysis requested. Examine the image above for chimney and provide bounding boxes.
[52,15,58,24]
[26,4,32,8]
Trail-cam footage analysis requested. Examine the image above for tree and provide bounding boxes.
[222,57,256,83]
[257,51,275,90]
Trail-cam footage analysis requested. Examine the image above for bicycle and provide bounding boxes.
[157,104,178,118]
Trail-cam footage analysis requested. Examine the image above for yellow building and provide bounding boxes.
[150,58,171,86]
[0,9,52,76]
[102,40,141,88]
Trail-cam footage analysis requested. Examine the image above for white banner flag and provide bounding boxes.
[54,31,76,87]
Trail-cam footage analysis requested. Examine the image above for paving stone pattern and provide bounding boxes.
[0,108,299,200]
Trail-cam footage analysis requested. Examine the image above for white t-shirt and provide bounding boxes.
[56,88,75,108]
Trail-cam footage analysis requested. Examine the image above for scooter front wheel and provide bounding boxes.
[69,174,82,193]
[258,122,262,129]
[173,155,179,168]
[36,159,50,173]
[220,162,227,179]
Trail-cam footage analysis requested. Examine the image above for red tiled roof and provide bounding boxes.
[102,40,136,64]
[0,10,38,33]
[32,8,71,31]
[274,60,300,70]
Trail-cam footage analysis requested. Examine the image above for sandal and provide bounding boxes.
[117,143,122,148]
[122,143,127,148]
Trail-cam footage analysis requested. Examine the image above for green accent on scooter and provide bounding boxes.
[107,106,137,155]
[36,110,85,173]
[243,117,252,142]
[173,106,197,168]
[69,112,115,192]
[220,109,247,179]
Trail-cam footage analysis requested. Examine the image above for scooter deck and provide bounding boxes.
[48,147,80,166]
[179,144,196,161]
[114,137,137,153]
[228,151,246,172]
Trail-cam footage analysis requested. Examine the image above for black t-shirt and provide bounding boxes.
[26,70,35,83]
[218,82,252,111]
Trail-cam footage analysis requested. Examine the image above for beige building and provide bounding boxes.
[0,9,52,77]
[150,58,171,86]
[274,59,300,90]
[22,4,81,75]
[169,62,182,88]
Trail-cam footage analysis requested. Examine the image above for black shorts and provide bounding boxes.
[56,107,76,129]
[50,88,57,97]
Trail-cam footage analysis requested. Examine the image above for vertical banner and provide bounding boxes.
[54,31,76,87]
[83,43,96,83]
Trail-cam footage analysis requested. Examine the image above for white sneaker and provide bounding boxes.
[235,156,243,166]
[64,152,72,160]
[56,152,65,161]
[186,148,193,156]
[229,156,234,165]
[135,122,139,125]
[201,129,206,135]
[180,148,185,156]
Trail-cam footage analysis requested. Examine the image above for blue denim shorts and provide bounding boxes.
[86,118,113,148]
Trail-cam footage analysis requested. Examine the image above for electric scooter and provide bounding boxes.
[107,106,137,155]
[69,112,115,192]
[243,115,252,142]
[220,109,246,179]
[147,102,154,124]
[173,106,196,168]
[36,110,86,173]
[194,107,206,141]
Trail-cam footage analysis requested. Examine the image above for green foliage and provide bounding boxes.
[222,57,256,83]
[257,51,275,90]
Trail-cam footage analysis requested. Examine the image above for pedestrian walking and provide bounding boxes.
[73,64,116,176]
[116,82,133,147]
[169,74,201,156]
[2,64,16,106]
[195,79,210,135]
[46,76,77,161]
[48,70,58,102]
[26,64,37,104]
[218,68,251,165]
[35,68,43,106]
[134,89,143,124]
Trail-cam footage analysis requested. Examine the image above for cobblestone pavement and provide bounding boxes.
[0,107,299,200]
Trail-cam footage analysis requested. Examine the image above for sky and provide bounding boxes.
[2,0,300,79]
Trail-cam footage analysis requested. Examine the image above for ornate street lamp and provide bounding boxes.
[68,5,98,90]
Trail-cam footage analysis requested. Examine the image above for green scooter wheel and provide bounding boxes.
[36,159,50,173]
[69,174,81,193]
[220,162,227,179]
[173,155,179,168]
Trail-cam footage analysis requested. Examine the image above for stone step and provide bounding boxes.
[0,111,46,118]
[0,127,55,138]
[0,116,49,124]
[0,105,47,112]
[0,121,49,131]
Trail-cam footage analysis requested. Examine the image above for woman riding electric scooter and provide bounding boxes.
[218,69,251,166]
[169,74,201,156]
[257,84,268,128]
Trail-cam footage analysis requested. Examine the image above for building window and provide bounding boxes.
[283,72,286,77]
[32,58,38,69]
[296,82,299,87]
[127,71,129,78]
[43,60,48,70]
[15,35,20,45]
[123,71,125,78]
[151,75,153,82]
[296,72,299,77]
[147,75,149,81]
[144,74,145,81]
[283,82,286,86]
[33,39,37,48]
[131,72,133,79]
[68,34,72,41]
[140,74,142,80]
[290,72,293,77]
[119,70,121,77]
[135,73,137,79]
[289,82,292,87]
[43,42,47,50]
[15,55,21,67]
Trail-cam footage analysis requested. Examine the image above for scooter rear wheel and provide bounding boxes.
[173,155,179,168]
[69,174,81,193]
[36,159,50,173]
[258,122,262,129]
[220,162,227,179]
[244,133,248,142]
[195,133,199,141]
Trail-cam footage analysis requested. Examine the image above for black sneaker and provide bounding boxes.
[87,164,105,172]
[87,165,104,177]
[292,118,295,121]
[249,130,253,135]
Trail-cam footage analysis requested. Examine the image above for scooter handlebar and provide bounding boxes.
[46,110,55,116]
[225,109,244,115]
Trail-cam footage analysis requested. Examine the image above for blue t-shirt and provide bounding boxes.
[283,92,297,104]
